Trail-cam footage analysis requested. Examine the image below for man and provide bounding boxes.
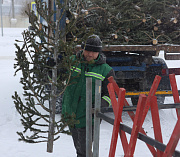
[62,35,115,157]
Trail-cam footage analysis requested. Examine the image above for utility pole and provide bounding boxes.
[0,0,3,36]
[12,0,14,18]
[11,0,17,27]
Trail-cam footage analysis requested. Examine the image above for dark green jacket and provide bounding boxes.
[62,51,114,128]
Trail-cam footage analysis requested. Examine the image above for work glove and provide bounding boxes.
[47,54,63,67]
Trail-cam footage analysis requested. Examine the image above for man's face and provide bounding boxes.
[83,50,99,62]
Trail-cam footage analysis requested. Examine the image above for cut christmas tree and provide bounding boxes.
[70,0,180,45]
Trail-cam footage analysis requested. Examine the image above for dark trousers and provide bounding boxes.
[70,127,93,157]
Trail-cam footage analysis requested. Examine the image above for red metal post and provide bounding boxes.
[162,117,180,157]
[107,83,118,157]
[151,96,163,157]
[118,88,128,154]
[108,83,127,157]
[118,127,128,154]
[125,94,147,157]
[169,74,180,117]
[162,74,180,157]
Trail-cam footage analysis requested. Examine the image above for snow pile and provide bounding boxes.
[0,28,179,157]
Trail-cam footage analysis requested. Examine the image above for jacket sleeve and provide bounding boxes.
[101,69,116,108]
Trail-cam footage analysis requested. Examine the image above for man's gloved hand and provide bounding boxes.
[47,55,63,67]
[47,58,56,67]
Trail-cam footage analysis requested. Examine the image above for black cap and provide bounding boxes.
[81,35,102,52]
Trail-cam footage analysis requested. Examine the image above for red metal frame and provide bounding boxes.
[107,74,180,157]
[108,76,157,156]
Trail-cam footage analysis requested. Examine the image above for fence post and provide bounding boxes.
[86,77,92,157]
[93,79,102,157]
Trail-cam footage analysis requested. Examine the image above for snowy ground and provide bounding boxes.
[0,28,180,157]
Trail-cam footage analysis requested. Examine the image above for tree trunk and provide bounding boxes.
[47,0,57,153]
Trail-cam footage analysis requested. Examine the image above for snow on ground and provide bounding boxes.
[0,28,180,157]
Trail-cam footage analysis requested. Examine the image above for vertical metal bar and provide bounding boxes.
[12,0,15,18]
[0,0,3,36]
[86,77,92,157]
[93,80,101,157]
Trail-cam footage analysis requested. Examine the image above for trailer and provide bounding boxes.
[29,0,180,108]
[74,45,180,105]
[103,45,180,105]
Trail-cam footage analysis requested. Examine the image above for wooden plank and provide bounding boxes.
[108,83,127,157]
[162,117,180,157]
[162,74,180,156]
[151,96,163,157]
[165,53,180,60]
[168,68,180,75]
[118,89,128,154]
[125,94,146,157]
[75,45,180,53]
[169,74,180,117]
[107,83,119,157]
